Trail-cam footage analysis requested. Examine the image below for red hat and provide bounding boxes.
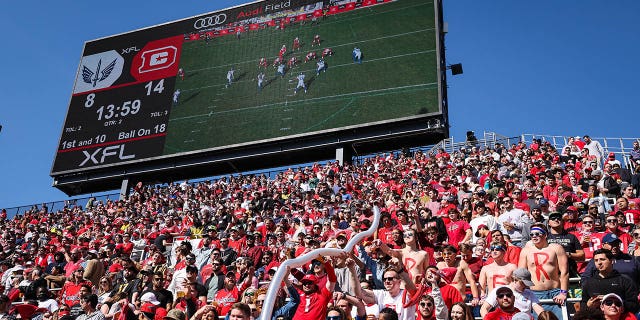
[609,152,615,158]
[566,206,578,212]
[140,302,157,314]
[302,274,318,284]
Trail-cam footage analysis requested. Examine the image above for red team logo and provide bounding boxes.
[138,46,177,73]
[131,35,184,82]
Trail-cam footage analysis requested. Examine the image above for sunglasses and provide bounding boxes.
[153,278,163,281]
[582,221,594,224]
[603,299,622,307]
[606,219,618,223]
[497,293,514,299]
[302,281,315,286]
[403,233,415,238]
[633,233,640,238]
[529,232,544,238]
[490,246,505,251]
[383,277,397,282]
[327,316,342,320]
[419,302,434,307]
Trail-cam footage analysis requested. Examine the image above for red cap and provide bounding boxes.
[566,206,578,212]
[302,274,318,284]
[140,302,157,313]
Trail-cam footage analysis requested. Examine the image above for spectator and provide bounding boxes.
[480,268,544,317]
[518,224,568,319]
[581,249,639,313]
[478,243,517,295]
[76,294,104,320]
[484,287,521,320]
[291,256,337,320]
[357,267,417,320]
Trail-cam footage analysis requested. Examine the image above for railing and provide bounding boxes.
[426,131,520,155]
[521,134,639,169]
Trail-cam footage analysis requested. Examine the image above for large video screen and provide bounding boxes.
[52,0,441,175]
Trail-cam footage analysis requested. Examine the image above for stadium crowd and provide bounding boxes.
[1,136,640,320]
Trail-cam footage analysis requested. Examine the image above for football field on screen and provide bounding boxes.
[164,0,439,155]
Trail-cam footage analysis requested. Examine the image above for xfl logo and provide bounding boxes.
[139,46,177,73]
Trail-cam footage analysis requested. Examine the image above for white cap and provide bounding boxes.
[140,292,160,305]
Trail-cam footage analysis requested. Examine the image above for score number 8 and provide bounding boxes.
[85,93,96,108]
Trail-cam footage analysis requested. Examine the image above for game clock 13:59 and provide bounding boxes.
[53,77,176,173]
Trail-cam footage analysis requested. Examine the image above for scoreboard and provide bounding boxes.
[51,0,444,177]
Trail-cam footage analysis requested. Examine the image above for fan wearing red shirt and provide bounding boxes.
[61,268,92,307]
[445,209,471,249]
[615,197,640,225]
[484,287,521,320]
[378,215,396,244]
[292,258,337,320]
[215,271,241,316]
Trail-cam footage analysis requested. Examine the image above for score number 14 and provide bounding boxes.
[145,79,165,96]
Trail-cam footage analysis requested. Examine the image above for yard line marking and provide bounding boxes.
[169,82,436,122]
[181,49,435,92]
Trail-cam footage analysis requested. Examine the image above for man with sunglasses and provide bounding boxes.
[376,228,429,282]
[478,244,517,296]
[580,249,639,314]
[601,213,633,253]
[356,267,417,320]
[141,271,173,310]
[484,287,521,320]
[518,223,568,319]
[546,211,584,277]
[416,273,447,320]
[598,293,637,320]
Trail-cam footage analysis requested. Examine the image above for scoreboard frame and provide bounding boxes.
[51,0,449,195]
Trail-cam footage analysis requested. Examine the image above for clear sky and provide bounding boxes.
[0,1,638,209]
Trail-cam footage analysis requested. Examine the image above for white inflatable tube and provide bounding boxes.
[258,206,381,320]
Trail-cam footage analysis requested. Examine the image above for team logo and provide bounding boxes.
[193,13,227,29]
[82,58,117,87]
[138,46,177,73]
[74,50,124,94]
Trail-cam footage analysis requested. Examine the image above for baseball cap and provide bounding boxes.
[164,309,186,320]
[302,274,318,284]
[602,293,623,304]
[602,233,621,244]
[496,286,514,296]
[538,198,549,206]
[512,268,535,287]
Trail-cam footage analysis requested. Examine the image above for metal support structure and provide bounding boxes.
[336,146,353,166]
[119,177,129,201]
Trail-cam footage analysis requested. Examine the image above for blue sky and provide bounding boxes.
[0,1,638,209]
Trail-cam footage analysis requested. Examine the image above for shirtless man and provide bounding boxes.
[478,243,517,297]
[436,245,480,306]
[518,223,568,319]
[375,229,429,281]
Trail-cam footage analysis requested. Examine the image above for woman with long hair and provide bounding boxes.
[449,302,473,320]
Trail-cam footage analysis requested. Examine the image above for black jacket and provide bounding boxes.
[581,269,639,313]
